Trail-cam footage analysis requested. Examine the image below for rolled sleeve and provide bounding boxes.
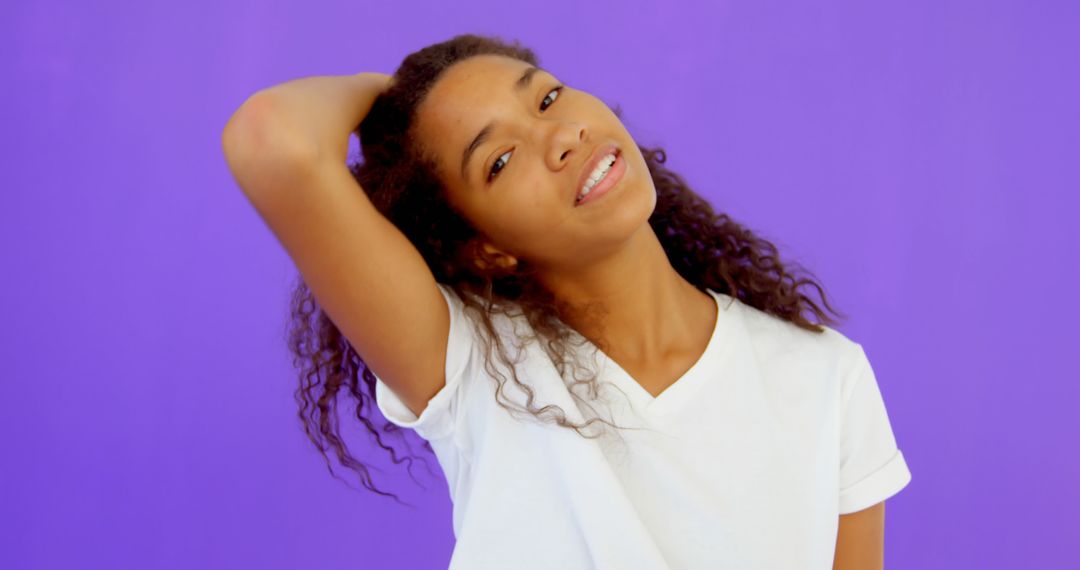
[374,283,478,442]
[837,345,912,514]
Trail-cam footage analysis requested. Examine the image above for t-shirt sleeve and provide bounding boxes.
[373,283,479,442]
[837,344,912,515]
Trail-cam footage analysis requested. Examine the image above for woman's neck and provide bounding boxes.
[538,225,714,365]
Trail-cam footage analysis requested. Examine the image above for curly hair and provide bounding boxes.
[286,33,847,507]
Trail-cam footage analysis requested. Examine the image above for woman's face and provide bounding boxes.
[413,54,656,273]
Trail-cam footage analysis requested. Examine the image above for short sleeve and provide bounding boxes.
[837,344,912,514]
[373,283,478,442]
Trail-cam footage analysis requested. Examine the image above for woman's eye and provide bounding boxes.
[487,85,564,182]
[488,150,511,182]
[540,85,563,111]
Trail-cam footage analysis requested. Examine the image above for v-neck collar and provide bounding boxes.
[592,288,737,418]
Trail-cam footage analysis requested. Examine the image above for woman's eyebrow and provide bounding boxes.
[459,66,544,183]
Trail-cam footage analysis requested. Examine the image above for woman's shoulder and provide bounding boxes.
[720,290,861,364]
[437,283,537,344]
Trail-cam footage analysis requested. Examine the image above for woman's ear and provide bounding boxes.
[473,241,518,271]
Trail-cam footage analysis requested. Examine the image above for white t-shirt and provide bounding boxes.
[375,284,912,569]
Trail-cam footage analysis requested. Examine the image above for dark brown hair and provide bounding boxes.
[286,33,846,507]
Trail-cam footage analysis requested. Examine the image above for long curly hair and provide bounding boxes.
[286,33,847,507]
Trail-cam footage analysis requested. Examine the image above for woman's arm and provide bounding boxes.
[223,72,392,165]
[833,501,886,570]
[219,70,459,422]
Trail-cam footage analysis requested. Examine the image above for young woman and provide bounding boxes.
[222,33,911,570]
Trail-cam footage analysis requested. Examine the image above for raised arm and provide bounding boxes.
[220,72,454,418]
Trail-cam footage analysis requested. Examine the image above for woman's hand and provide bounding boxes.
[225,71,397,165]
[354,71,394,91]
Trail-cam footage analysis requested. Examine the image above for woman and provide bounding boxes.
[222,33,911,570]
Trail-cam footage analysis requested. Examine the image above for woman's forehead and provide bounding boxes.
[440,54,539,92]
[418,56,548,179]
[423,56,542,127]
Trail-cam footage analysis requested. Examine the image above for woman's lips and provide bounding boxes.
[574,144,621,204]
[575,151,626,207]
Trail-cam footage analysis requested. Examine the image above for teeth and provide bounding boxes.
[577,153,617,202]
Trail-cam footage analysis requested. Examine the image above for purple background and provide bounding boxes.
[3,0,1077,568]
